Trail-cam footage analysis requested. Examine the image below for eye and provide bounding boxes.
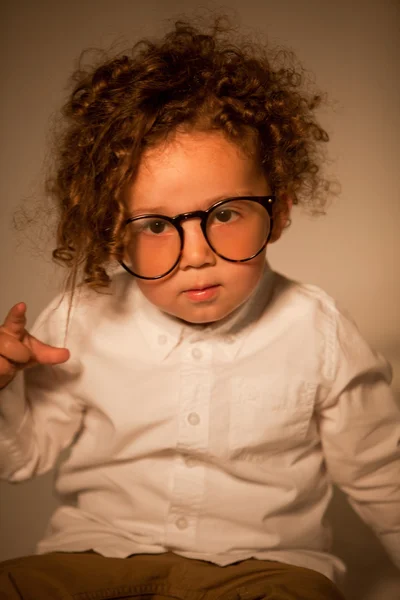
[130,218,174,236]
[212,208,240,224]
[147,220,168,234]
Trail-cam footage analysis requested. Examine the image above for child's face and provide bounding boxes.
[125,131,275,324]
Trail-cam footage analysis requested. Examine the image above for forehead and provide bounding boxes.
[125,131,269,215]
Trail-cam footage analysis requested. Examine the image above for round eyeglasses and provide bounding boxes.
[120,195,275,280]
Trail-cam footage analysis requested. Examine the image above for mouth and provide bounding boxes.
[183,284,220,302]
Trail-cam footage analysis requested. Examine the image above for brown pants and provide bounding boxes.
[0,551,346,600]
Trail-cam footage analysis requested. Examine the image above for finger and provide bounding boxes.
[0,355,18,389]
[2,303,27,340]
[0,354,17,376]
[28,336,70,365]
[0,331,32,365]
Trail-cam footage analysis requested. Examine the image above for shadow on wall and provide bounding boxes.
[329,487,400,600]
[328,382,400,600]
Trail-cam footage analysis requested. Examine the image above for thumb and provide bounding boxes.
[2,302,27,340]
[28,335,70,366]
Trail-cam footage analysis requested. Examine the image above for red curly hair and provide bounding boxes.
[47,17,331,294]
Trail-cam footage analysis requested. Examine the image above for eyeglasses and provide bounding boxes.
[120,195,276,280]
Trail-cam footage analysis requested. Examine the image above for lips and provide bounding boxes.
[184,282,219,292]
[183,284,220,302]
[186,284,217,292]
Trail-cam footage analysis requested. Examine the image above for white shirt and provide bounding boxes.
[0,265,399,583]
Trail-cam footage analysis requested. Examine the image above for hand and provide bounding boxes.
[0,302,70,390]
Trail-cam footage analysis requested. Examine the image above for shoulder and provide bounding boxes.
[272,272,391,381]
[268,270,342,327]
[245,269,343,360]
[257,271,391,386]
[30,269,139,345]
[267,271,368,362]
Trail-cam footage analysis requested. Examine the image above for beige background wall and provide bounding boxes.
[0,1,399,598]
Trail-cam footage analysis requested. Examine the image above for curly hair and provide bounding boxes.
[47,17,331,294]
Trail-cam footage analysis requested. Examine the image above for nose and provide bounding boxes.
[179,219,216,270]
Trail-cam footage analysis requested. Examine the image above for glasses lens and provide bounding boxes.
[122,217,181,278]
[206,199,270,260]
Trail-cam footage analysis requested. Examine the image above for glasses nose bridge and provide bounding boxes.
[175,209,207,227]
[175,209,208,239]
[174,210,213,261]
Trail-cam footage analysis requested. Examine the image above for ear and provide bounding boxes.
[269,195,293,243]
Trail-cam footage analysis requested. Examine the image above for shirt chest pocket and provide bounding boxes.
[228,376,315,456]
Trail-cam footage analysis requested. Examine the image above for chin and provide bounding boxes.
[184,315,220,325]
[176,305,236,325]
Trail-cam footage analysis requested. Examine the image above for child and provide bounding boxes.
[0,18,399,600]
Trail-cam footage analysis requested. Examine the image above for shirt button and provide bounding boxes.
[192,347,202,359]
[187,412,200,426]
[225,335,235,344]
[176,517,188,530]
[158,335,168,345]
[185,457,197,468]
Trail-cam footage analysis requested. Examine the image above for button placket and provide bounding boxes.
[192,347,203,359]
[164,341,212,548]
[176,516,188,530]
[176,342,212,450]
[164,458,205,546]
[187,411,200,426]
[184,456,198,468]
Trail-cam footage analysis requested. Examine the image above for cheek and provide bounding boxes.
[136,278,175,309]
[225,254,266,294]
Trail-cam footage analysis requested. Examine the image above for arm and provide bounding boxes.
[0,300,85,481]
[317,308,400,569]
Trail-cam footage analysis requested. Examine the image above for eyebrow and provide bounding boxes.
[130,205,169,216]
[129,192,261,217]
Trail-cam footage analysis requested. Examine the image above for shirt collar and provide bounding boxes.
[133,289,185,360]
[181,262,277,359]
[122,262,276,361]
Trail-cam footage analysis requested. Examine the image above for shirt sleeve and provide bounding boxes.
[0,296,85,482]
[317,305,400,570]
